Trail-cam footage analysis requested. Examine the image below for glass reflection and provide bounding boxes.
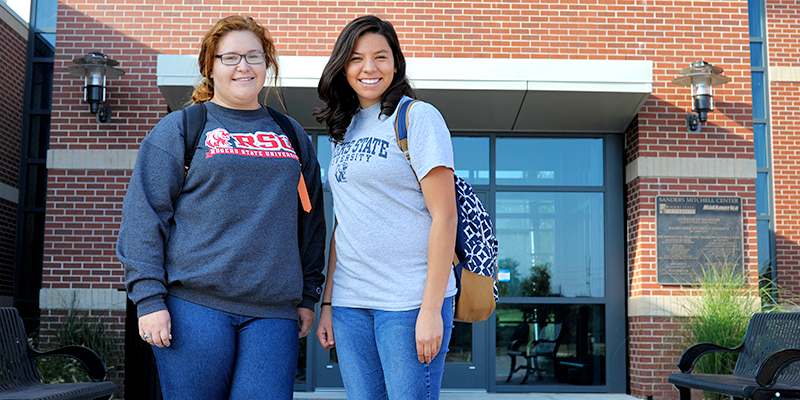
[445,322,473,364]
[27,115,50,159]
[750,42,763,67]
[752,71,765,119]
[495,303,605,386]
[496,138,603,186]
[757,220,771,275]
[316,135,332,185]
[496,192,605,298]
[25,165,47,208]
[34,33,56,58]
[452,137,489,185]
[35,0,59,30]
[31,63,53,111]
[296,336,306,383]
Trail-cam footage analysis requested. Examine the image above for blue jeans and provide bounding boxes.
[151,295,298,400]
[332,296,454,400]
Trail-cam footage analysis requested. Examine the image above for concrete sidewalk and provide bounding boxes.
[294,390,641,399]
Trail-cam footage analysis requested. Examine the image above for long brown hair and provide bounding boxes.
[314,15,416,143]
[191,16,279,104]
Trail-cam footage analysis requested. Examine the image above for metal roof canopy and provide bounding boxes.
[156,55,652,133]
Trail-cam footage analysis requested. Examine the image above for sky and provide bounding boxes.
[3,0,30,22]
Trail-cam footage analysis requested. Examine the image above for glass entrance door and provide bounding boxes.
[308,133,626,393]
[489,136,626,393]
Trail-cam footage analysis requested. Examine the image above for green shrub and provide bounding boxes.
[680,260,793,400]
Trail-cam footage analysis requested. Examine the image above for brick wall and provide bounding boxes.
[628,317,688,400]
[0,16,24,186]
[626,177,757,399]
[43,170,128,289]
[765,0,799,67]
[772,80,800,301]
[0,200,17,297]
[0,13,25,299]
[52,0,754,285]
[767,0,800,303]
[627,178,758,298]
[47,1,757,399]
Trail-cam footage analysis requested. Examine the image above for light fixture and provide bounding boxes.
[671,60,730,132]
[66,52,125,123]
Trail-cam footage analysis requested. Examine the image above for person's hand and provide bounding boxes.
[139,309,172,348]
[316,306,335,350]
[298,307,315,338]
[415,308,443,363]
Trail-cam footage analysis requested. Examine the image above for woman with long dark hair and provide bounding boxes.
[315,15,458,400]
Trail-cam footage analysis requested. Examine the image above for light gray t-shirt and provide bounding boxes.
[327,98,458,311]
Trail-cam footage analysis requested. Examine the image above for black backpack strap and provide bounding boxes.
[266,105,312,213]
[182,102,207,169]
[266,105,302,164]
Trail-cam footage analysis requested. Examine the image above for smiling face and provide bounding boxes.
[345,32,396,109]
[209,30,266,110]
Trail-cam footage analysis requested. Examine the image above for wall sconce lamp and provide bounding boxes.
[66,52,125,123]
[671,60,730,132]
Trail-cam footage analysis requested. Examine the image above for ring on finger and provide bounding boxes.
[143,334,151,339]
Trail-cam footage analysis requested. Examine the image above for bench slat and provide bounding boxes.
[0,308,115,400]
[0,381,116,400]
[669,312,800,400]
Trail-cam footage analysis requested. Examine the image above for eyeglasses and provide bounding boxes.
[214,52,267,66]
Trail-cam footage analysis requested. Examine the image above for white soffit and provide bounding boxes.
[157,55,652,132]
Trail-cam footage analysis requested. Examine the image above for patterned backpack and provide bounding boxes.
[395,99,499,323]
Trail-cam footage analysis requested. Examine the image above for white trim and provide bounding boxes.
[39,288,127,311]
[0,182,17,204]
[625,157,757,184]
[157,54,202,87]
[46,149,138,170]
[0,1,27,38]
[158,55,652,132]
[158,55,653,93]
[769,66,800,82]
[628,295,760,317]
[628,295,692,317]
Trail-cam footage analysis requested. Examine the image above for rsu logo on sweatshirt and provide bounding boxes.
[204,128,298,161]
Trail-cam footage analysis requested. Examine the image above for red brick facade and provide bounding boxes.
[13,0,790,398]
[628,317,686,399]
[44,170,127,289]
[767,1,800,303]
[0,10,25,300]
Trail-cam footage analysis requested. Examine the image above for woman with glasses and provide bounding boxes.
[117,15,326,400]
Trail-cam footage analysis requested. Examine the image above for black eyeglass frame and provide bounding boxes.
[214,52,267,66]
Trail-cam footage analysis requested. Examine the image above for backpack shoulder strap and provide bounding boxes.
[394,99,419,165]
[395,99,461,269]
[182,102,207,170]
[266,105,302,164]
[266,105,312,213]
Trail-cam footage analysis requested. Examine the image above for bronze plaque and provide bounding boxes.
[656,196,743,285]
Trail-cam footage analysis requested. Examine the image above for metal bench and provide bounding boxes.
[506,323,563,384]
[0,307,116,400]
[669,312,800,400]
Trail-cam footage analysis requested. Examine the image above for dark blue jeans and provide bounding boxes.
[151,295,298,400]
[332,296,455,400]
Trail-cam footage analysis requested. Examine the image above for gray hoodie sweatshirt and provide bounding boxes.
[117,102,326,319]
